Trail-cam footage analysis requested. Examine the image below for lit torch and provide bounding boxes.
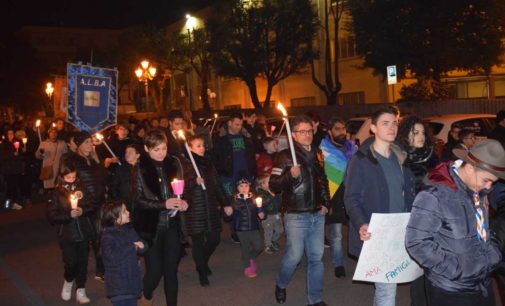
[277,102,297,166]
[95,133,122,165]
[209,113,218,135]
[177,130,206,190]
[36,120,42,142]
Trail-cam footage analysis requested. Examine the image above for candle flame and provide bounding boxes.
[277,102,287,117]
[177,130,186,141]
[172,178,179,183]
[95,133,104,141]
[70,194,78,201]
[255,197,263,207]
[214,113,218,118]
[36,120,41,127]
[52,123,56,128]
[22,138,28,144]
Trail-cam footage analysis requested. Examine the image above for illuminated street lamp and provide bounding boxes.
[135,60,157,110]
[45,82,54,99]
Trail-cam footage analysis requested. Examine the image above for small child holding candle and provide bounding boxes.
[99,200,147,306]
[47,159,95,304]
[224,177,264,278]
[256,174,283,254]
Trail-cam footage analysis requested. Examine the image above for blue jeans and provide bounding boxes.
[328,223,344,267]
[276,212,325,304]
[374,283,397,306]
[111,298,137,306]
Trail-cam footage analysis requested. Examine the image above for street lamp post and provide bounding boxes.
[135,60,156,112]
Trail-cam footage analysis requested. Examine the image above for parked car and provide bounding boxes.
[346,117,373,146]
[424,114,496,143]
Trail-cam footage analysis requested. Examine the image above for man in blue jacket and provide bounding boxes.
[406,139,505,306]
[344,105,415,306]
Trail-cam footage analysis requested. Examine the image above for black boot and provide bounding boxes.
[197,268,210,287]
[275,285,286,304]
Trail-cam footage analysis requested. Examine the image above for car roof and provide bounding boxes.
[424,114,495,120]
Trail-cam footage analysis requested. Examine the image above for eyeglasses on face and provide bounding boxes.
[293,129,314,136]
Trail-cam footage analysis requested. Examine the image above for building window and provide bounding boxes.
[495,79,505,98]
[338,91,365,104]
[224,104,241,109]
[338,36,357,59]
[291,96,316,107]
[448,80,488,99]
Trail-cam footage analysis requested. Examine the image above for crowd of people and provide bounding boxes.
[0,108,504,306]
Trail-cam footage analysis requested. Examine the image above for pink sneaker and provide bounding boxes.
[244,266,256,278]
[249,259,257,274]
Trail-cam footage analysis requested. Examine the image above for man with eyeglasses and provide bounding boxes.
[344,105,416,306]
[270,115,330,306]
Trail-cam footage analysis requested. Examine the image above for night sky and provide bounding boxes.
[2,0,213,34]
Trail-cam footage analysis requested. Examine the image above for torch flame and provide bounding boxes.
[36,120,41,127]
[95,133,104,141]
[277,102,287,117]
[177,130,186,141]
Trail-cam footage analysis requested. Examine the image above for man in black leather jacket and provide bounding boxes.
[270,115,330,306]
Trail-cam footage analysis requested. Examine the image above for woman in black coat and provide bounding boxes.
[184,135,228,286]
[0,129,25,209]
[397,116,438,306]
[133,129,188,306]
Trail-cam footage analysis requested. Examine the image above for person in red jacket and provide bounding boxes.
[256,137,277,177]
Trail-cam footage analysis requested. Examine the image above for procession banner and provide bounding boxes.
[352,213,423,283]
[67,63,118,133]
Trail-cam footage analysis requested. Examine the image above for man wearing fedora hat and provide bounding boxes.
[406,139,505,306]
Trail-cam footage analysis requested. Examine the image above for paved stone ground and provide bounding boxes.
[0,204,498,306]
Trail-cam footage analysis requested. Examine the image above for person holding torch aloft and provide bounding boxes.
[182,134,228,287]
[270,114,330,306]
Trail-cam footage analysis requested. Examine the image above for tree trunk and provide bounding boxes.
[326,91,338,106]
[200,73,211,111]
[245,79,263,109]
[263,81,275,109]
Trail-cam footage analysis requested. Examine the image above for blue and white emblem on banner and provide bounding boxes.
[67,63,118,133]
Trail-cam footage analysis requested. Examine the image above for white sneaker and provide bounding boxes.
[61,280,73,301]
[76,288,90,304]
[12,203,23,210]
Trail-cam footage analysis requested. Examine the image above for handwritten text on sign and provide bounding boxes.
[353,213,423,283]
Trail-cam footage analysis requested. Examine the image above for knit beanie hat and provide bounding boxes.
[73,131,92,147]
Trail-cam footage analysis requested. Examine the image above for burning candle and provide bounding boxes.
[13,141,20,150]
[277,102,297,166]
[177,130,206,190]
[255,197,263,208]
[35,120,42,142]
[95,133,122,165]
[169,178,185,217]
[69,193,78,210]
[171,178,185,198]
[209,113,218,134]
[22,137,28,145]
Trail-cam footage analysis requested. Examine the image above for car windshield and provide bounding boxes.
[426,122,443,135]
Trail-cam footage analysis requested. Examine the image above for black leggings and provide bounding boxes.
[143,227,181,306]
[190,231,221,273]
